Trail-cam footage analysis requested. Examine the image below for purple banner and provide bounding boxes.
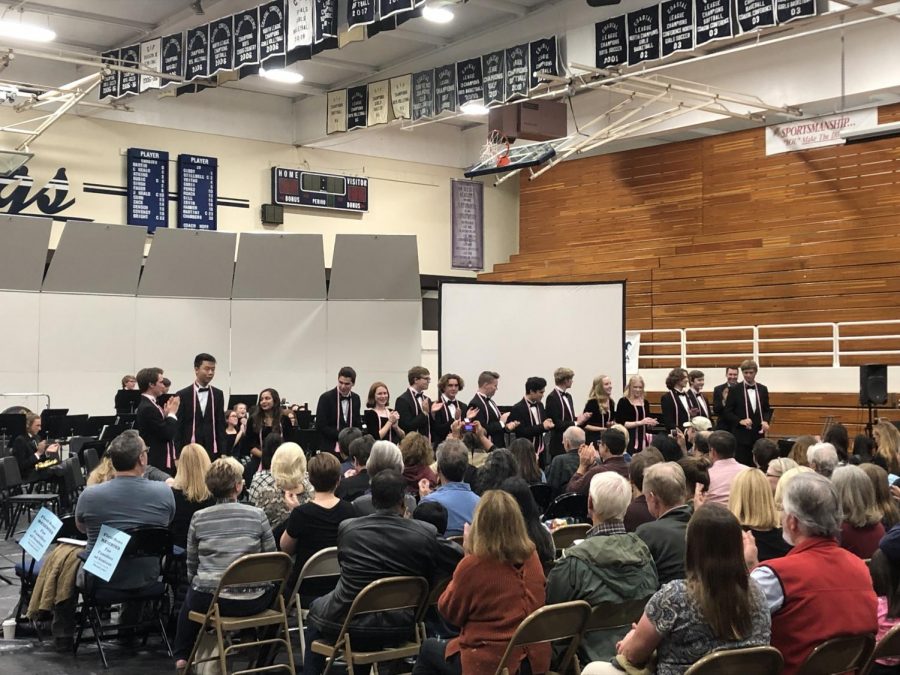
[451,179,483,270]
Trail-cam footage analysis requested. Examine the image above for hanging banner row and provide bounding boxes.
[595,0,823,69]
[326,36,559,134]
[99,0,425,100]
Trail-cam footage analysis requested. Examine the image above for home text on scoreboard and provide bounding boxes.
[272,168,368,213]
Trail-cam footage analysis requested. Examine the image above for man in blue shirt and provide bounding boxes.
[419,439,480,536]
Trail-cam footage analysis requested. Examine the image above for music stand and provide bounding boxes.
[83,415,116,437]
[40,408,69,428]
[99,423,126,442]
[116,413,137,429]
[295,409,313,429]
[228,394,259,411]
[114,389,142,414]
[46,414,88,440]
[0,413,26,455]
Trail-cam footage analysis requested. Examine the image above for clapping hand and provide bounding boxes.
[577,443,598,472]
[418,477,433,498]
[284,491,300,510]
[165,395,181,415]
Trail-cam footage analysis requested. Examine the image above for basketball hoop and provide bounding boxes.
[480,129,510,168]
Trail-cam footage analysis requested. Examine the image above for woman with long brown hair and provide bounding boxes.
[583,374,616,444]
[363,381,405,444]
[615,375,658,455]
[243,388,291,475]
[412,490,549,675]
[584,504,770,675]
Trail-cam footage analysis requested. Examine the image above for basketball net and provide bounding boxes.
[480,129,511,168]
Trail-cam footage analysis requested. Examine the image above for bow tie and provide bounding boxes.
[676,391,687,397]
[341,395,351,401]
[745,384,756,390]
[197,387,209,393]
[445,398,456,404]
[415,392,423,399]
[528,401,538,407]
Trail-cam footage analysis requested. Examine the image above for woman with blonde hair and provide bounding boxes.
[773,465,814,512]
[787,435,816,467]
[860,463,900,529]
[251,441,313,533]
[729,468,792,562]
[412,490,549,675]
[615,375,658,455]
[583,374,616,444]
[765,457,798,494]
[873,421,900,475]
[171,443,215,549]
[833,465,885,558]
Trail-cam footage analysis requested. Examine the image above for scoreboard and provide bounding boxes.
[272,168,368,213]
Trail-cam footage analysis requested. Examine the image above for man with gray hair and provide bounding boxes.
[546,425,586,497]
[806,442,839,479]
[419,438,480,536]
[351,440,416,516]
[546,472,658,664]
[745,472,876,674]
[635,462,692,584]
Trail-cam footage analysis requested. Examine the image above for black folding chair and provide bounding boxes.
[529,483,552,512]
[542,492,588,523]
[0,456,60,540]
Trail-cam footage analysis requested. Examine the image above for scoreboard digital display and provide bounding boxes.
[272,168,368,212]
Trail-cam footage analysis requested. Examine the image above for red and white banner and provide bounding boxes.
[765,109,877,155]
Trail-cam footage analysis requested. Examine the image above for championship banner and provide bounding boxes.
[411,69,435,120]
[627,6,661,66]
[185,26,210,81]
[161,33,184,86]
[380,0,415,20]
[287,0,314,50]
[456,58,483,108]
[315,0,338,44]
[209,17,234,75]
[504,43,528,101]
[390,75,411,119]
[529,37,558,89]
[765,109,877,155]
[99,50,120,100]
[435,64,456,114]
[347,85,368,130]
[326,89,347,134]
[139,39,161,92]
[451,179,483,271]
[736,0,775,33]
[482,50,505,105]
[259,0,287,61]
[776,0,817,23]
[660,0,694,57]
[367,80,390,126]
[233,9,260,68]
[596,17,627,69]
[119,45,141,96]
[348,0,376,28]
[695,0,733,44]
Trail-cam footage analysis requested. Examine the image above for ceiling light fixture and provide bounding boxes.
[0,18,55,43]
[423,5,455,23]
[190,1,205,15]
[460,100,489,115]
[260,67,304,84]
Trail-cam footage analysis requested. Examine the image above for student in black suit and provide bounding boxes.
[395,365,436,440]
[545,367,590,459]
[430,373,471,447]
[507,376,554,461]
[660,367,693,433]
[467,370,517,449]
[135,366,181,475]
[721,360,774,466]
[316,366,363,454]
[12,413,60,481]
[712,366,740,430]
[176,353,226,461]
[687,369,711,420]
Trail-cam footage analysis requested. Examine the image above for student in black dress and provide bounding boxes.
[12,413,60,481]
[223,409,246,457]
[660,367,693,433]
[281,452,356,598]
[615,374,658,454]
[170,443,215,550]
[315,366,363,454]
[582,374,616,444]
[243,388,292,479]
[363,381,405,444]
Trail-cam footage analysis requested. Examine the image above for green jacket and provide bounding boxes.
[546,531,659,665]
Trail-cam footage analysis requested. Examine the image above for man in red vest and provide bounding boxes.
[744,472,877,674]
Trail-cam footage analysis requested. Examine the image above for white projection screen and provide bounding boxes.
[440,282,625,411]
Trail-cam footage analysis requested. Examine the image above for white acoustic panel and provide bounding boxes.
[329,235,420,300]
[230,300,329,408]
[0,290,40,411]
[233,233,326,300]
[440,282,625,410]
[139,229,237,299]
[134,297,232,393]
[0,216,52,291]
[326,301,422,404]
[38,293,137,415]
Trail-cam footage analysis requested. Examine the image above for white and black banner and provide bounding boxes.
[119,45,141,96]
[627,7,660,67]
[696,0,733,44]
[99,50,120,100]
[327,89,347,134]
[140,39,161,92]
[161,33,184,86]
[209,17,234,75]
[233,9,260,68]
[596,17,628,69]
[451,180,484,271]
[505,44,529,101]
[185,26,210,81]
[259,0,287,62]
[347,85,368,130]
[776,0,817,23]
[315,0,338,43]
[411,69,435,120]
[736,0,775,33]
[482,50,505,105]
[348,0,377,27]
[456,58,483,108]
[287,0,314,50]
[529,37,558,89]
[390,75,411,119]
[435,65,456,115]
[380,0,415,21]
[765,109,877,155]
[661,0,693,57]
[367,80,390,125]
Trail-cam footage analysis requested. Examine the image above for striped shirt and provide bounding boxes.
[187,500,276,596]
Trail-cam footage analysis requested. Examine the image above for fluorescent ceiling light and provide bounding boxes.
[460,100,489,115]
[260,67,304,84]
[423,5,454,23]
[0,19,55,43]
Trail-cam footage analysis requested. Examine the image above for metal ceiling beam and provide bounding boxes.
[0,1,157,32]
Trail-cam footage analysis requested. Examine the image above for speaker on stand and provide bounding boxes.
[860,364,888,437]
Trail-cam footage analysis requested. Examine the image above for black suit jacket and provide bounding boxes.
[508,398,546,451]
[721,381,774,460]
[712,383,730,430]
[468,393,505,448]
[395,389,430,437]
[316,387,363,449]
[545,388,576,457]
[12,434,41,478]
[688,389,711,420]
[660,390,693,432]
[135,395,178,473]
[635,504,692,585]
[431,396,462,447]
[175,384,226,460]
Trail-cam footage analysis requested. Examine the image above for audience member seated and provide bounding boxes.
[861,463,900,528]
[474,447,517,495]
[584,504,771,675]
[651,433,684,463]
[52,430,175,651]
[173,457,277,672]
[334,434,375,501]
[833,464,885,558]
[253,442,313,534]
[788,435,816,467]
[499,477,555,568]
[546,426,586,497]
[419,439,481,537]
[460,420,495,468]
[546,472,658,665]
[413,501,450,537]
[873,421,900,475]
[765,457,797,495]
[306,470,461,674]
[12,412,60,481]
[728,468,792,562]
[773,466,814,514]
[854,433,876,465]
[869,550,900,675]
[752,438,780,474]
[692,429,711,457]
[566,428,630,496]
[509,437,546,485]
[636,462,692,584]
[247,432,283,502]
[706,430,746,506]
[624,448,663,532]
[400,432,438,497]
[677,456,710,509]
[412,490,549,675]
[336,427,363,478]
[351,441,417,516]
[170,443,215,550]
[807,442,839,479]
[280,452,356,599]
[823,423,851,464]
[747,472,877,675]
